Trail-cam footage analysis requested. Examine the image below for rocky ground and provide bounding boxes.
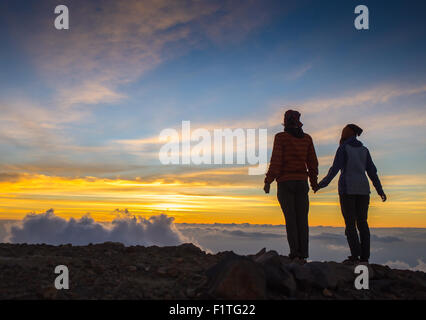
[0,242,425,300]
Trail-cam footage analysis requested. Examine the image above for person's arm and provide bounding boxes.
[366,149,385,197]
[264,134,283,185]
[306,136,319,190]
[318,146,345,189]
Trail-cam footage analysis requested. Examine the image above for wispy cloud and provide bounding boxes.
[300,84,426,115]
[10,0,273,107]
[0,0,278,156]
[285,63,313,81]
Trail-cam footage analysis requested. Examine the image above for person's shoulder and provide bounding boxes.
[336,143,346,154]
[274,132,286,140]
[362,145,371,156]
[303,133,313,141]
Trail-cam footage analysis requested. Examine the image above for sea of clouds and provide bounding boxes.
[0,209,189,247]
[0,210,425,272]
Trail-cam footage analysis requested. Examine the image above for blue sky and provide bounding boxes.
[0,0,425,226]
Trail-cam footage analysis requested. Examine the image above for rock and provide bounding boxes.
[157,267,167,276]
[254,250,297,296]
[371,263,391,280]
[93,264,106,273]
[371,279,394,292]
[206,253,266,299]
[322,288,333,297]
[135,263,146,270]
[1,242,425,300]
[127,265,137,272]
[103,242,125,249]
[252,247,266,259]
[253,250,279,264]
[287,262,340,289]
[176,243,203,255]
[325,262,356,287]
[287,263,316,289]
[40,286,57,300]
[278,255,293,265]
[185,287,196,298]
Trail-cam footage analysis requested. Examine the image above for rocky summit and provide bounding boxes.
[0,242,425,300]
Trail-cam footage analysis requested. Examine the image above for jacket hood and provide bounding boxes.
[343,136,363,147]
[284,127,304,138]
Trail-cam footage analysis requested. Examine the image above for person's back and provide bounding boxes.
[264,110,318,262]
[340,138,370,195]
[265,131,318,185]
[318,124,386,264]
[321,134,384,197]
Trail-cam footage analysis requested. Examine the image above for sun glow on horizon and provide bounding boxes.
[0,172,424,227]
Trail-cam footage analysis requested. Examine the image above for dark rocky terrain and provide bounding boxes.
[0,242,425,300]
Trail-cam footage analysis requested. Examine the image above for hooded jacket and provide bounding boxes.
[318,136,384,195]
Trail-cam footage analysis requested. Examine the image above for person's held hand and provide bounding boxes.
[263,182,270,194]
[312,183,320,193]
[381,193,387,202]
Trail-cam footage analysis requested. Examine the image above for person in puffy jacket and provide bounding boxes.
[264,110,319,263]
[317,124,387,264]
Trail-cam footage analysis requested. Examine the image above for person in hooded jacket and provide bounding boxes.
[317,124,387,264]
[264,110,319,263]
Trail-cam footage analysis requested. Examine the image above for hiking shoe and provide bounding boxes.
[342,256,360,265]
[359,258,369,265]
[288,253,298,259]
[291,256,307,265]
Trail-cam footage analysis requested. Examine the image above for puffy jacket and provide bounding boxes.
[265,131,318,188]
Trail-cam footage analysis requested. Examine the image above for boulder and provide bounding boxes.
[253,249,279,264]
[287,263,317,289]
[253,250,297,296]
[205,252,267,299]
[251,247,266,259]
[370,263,391,280]
[287,262,341,289]
[326,262,357,287]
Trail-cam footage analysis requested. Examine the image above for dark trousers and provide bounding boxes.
[339,194,370,260]
[277,180,310,258]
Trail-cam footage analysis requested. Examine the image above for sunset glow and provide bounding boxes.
[0,0,425,228]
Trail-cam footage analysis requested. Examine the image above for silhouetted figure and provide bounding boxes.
[264,110,319,263]
[317,124,387,264]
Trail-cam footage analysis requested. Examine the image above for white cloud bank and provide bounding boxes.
[385,259,426,272]
[0,213,424,271]
[176,224,426,269]
[6,209,191,247]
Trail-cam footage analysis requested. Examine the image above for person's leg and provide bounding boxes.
[294,180,310,259]
[355,195,370,261]
[339,194,361,258]
[277,181,299,257]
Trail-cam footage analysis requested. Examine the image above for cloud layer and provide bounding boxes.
[1,213,425,271]
[176,223,426,271]
[8,209,190,247]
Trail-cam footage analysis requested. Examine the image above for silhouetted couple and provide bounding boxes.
[264,110,387,265]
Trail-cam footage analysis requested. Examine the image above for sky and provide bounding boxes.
[0,0,425,227]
